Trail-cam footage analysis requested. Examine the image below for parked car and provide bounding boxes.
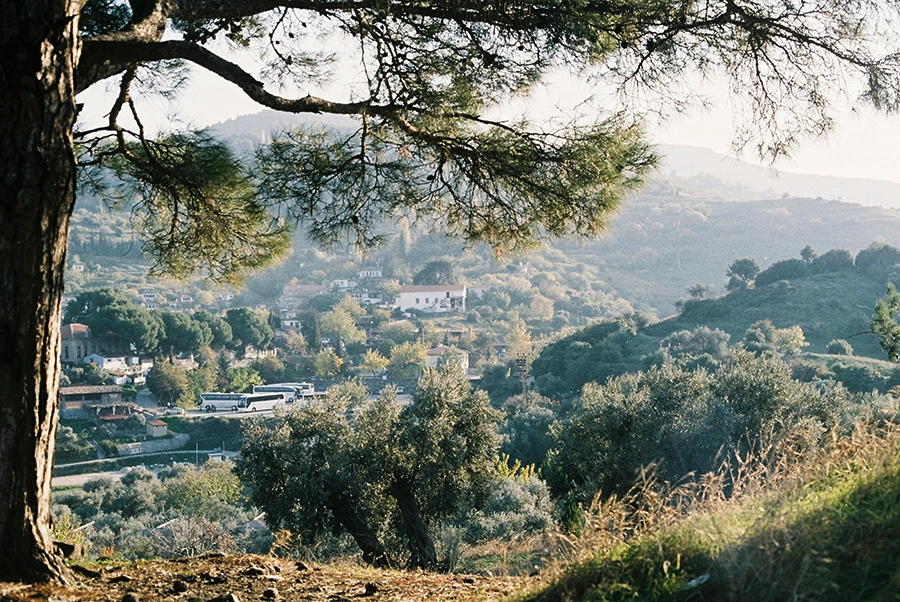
[163,407,185,416]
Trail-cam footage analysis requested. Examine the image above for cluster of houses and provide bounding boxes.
[60,323,153,386]
[279,268,467,314]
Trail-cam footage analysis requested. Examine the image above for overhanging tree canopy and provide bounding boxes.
[4,0,900,584]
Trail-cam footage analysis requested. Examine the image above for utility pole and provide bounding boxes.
[515,353,528,396]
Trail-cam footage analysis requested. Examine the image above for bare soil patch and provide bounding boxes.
[0,554,534,602]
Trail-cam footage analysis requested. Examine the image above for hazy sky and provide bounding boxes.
[79,61,900,185]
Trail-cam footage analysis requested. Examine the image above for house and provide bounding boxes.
[60,323,129,364]
[146,419,169,438]
[278,283,327,308]
[83,354,128,371]
[59,385,126,420]
[394,285,466,313]
[351,290,383,305]
[358,268,383,279]
[327,279,357,292]
[425,345,470,373]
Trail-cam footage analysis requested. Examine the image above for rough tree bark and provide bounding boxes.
[328,487,394,568]
[392,480,437,569]
[0,0,80,583]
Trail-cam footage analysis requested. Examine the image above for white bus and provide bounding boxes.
[284,382,317,398]
[198,392,244,412]
[253,382,319,401]
[238,392,286,412]
[252,385,298,403]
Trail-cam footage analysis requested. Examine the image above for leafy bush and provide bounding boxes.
[827,339,854,356]
[545,351,858,503]
[51,461,262,561]
[811,248,854,273]
[462,475,555,544]
[855,242,900,278]
[497,393,557,468]
[755,258,808,287]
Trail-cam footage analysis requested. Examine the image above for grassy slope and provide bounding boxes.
[514,427,900,602]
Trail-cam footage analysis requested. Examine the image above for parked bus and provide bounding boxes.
[238,392,286,412]
[198,392,244,412]
[284,382,318,398]
[253,382,320,402]
[252,385,298,403]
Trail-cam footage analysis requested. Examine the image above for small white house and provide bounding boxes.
[83,354,127,371]
[394,285,466,313]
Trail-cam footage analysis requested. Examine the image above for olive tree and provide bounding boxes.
[236,365,499,568]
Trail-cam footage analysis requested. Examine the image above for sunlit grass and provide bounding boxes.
[514,419,900,602]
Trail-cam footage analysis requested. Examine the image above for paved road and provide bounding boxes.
[53,451,239,488]
[53,467,133,488]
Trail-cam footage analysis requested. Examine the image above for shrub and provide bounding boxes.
[546,351,856,502]
[827,339,854,356]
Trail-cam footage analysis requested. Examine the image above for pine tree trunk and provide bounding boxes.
[392,480,437,569]
[0,0,80,584]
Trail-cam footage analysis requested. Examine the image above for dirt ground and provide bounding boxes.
[0,554,537,602]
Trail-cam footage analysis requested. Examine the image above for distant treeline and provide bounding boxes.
[754,242,900,287]
[68,230,142,258]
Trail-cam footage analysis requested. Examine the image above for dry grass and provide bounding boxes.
[514,415,900,602]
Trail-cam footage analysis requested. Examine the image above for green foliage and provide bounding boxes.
[532,318,641,395]
[79,0,131,38]
[236,365,500,567]
[160,462,242,516]
[64,288,162,353]
[251,355,286,384]
[812,247,855,273]
[413,260,457,285]
[742,319,809,355]
[225,307,275,351]
[157,311,213,356]
[497,393,557,469]
[320,307,366,349]
[856,241,900,277]
[521,424,900,602]
[872,283,900,362]
[227,366,263,393]
[545,351,855,503]
[108,131,291,284]
[826,338,854,356]
[146,361,192,407]
[360,349,389,377]
[192,310,233,349]
[646,326,731,370]
[255,118,656,254]
[387,341,427,382]
[52,461,263,561]
[754,258,808,287]
[54,426,95,464]
[725,257,760,291]
[313,348,343,378]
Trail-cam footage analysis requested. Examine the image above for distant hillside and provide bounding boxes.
[560,192,900,316]
[67,111,900,319]
[656,144,900,209]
